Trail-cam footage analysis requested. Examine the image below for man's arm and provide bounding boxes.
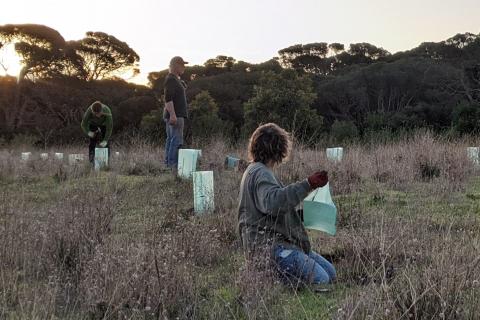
[81,107,92,135]
[253,171,311,217]
[164,78,177,124]
[164,101,177,124]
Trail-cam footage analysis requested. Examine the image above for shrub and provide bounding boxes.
[330,120,359,143]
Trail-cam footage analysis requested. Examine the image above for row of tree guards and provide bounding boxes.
[17,145,478,167]
[176,144,480,232]
[327,147,480,165]
[17,145,480,234]
[20,148,118,170]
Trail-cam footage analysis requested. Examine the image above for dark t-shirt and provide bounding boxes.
[163,73,188,119]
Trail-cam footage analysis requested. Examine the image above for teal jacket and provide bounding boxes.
[81,103,113,141]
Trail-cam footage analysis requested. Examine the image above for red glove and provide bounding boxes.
[308,171,328,189]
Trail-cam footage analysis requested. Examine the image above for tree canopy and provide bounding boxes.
[1,24,480,146]
[0,24,139,81]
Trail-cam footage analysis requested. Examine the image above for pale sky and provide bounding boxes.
[2,0,479,84]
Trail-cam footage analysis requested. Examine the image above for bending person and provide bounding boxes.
[81,101,113,164]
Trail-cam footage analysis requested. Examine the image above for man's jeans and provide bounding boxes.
[164,117,184,168]
[273,244,336,284]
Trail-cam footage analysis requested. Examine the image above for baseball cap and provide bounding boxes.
[170,56,189,66]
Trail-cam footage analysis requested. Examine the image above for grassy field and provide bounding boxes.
[1,133,480,319]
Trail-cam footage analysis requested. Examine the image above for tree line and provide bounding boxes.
[1,23,479,146]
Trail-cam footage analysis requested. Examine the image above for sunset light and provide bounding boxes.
[0,43,22,78]
[2,2,480,317]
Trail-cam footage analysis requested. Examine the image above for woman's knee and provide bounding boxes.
[273,247,336,285]
[311,264,332,284]
[309,251,336,282]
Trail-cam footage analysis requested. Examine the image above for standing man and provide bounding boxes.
[81,101,113,164]
[164,56,189,170]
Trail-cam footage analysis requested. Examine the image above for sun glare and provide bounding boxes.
[0,43,23,78]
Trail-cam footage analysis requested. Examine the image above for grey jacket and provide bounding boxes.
[237,162,312,256]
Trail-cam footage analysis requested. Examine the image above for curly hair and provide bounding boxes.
[248,123,292,165]
[91,101,103,113]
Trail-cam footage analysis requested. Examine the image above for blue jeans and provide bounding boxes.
[164,117,184,167]
[273,245,336,284]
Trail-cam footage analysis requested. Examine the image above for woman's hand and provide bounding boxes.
[308,171,328,189]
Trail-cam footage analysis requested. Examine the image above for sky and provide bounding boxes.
[1,0,479,84]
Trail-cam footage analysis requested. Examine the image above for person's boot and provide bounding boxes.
[310,283,333,294]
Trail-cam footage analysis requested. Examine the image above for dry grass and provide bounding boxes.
[1,132,480,319]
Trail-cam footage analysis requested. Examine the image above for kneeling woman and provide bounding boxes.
[238,123,336,285]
